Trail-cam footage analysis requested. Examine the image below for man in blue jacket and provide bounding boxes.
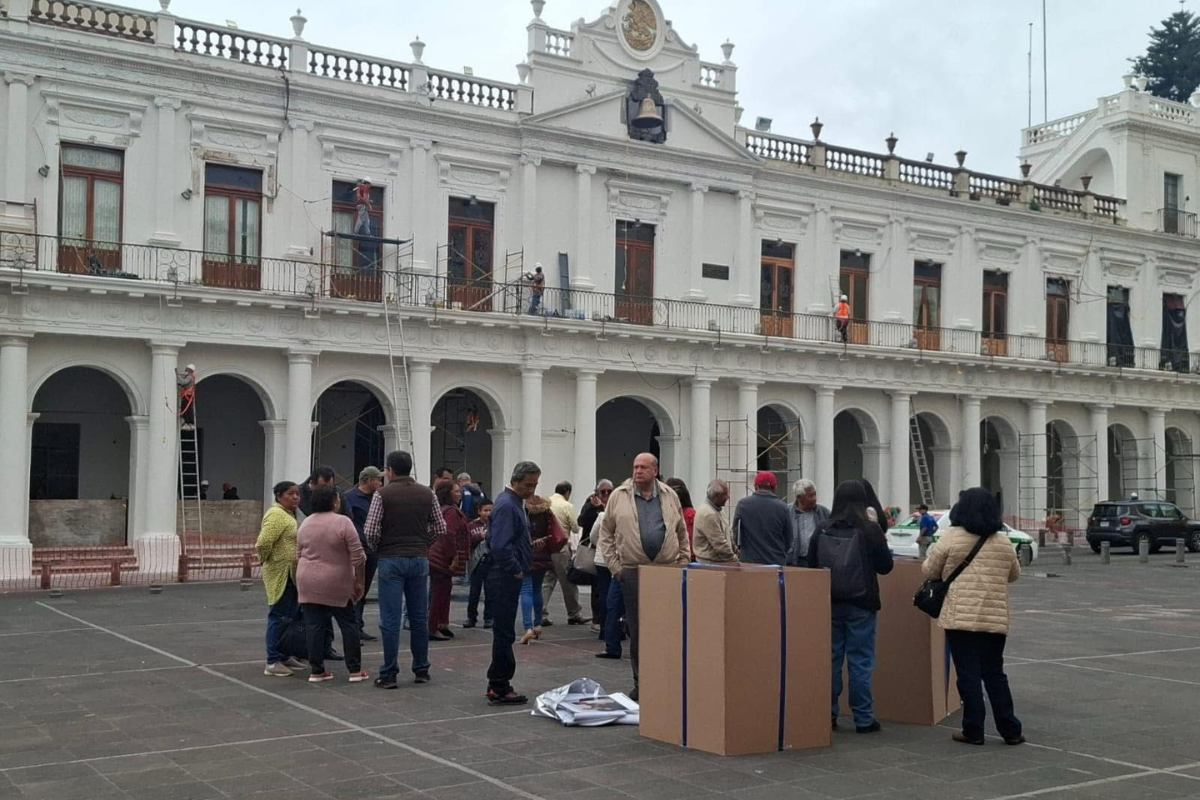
[484,460,541,705]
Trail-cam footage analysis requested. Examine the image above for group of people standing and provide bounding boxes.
[254,449,1024,746]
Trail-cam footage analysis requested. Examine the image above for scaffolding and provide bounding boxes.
[1164,429,1197,517]
[319,229,413,303]
[1111,434,1160,502]
[435,242,526,313]
[715,415,803,499]
[1018,431,1099,534]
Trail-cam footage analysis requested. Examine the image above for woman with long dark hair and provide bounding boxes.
[430,480,470,641]
[923,487,1023,746]
[859,478,889,532]
[806,480,893,733]
[665,478,696,558]
[257,480,305,677]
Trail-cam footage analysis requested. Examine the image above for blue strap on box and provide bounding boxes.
[679,564,788,751]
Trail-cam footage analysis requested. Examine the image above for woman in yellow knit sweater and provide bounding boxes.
[256,480,304,677]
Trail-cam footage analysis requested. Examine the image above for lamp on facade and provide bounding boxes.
[180,188,193,200]
[37,165,50,177]
[955,150,968,167]
[810,117,823,141]
[754,117,772,132]
[885,133,897,155]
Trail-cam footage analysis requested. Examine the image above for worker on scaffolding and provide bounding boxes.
[177,363,197,431]
[833,294,851,343]
[353,177,379,275]
[525,264,545,315]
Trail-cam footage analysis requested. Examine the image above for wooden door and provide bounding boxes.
[1046,281,1070,362]
[447,220,493,310]
[760,253,794,338]
[839,268,869,344]
[616,239,654,325]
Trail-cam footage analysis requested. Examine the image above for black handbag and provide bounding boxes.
[913,533,990,618]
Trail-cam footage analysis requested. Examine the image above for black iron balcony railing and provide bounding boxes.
[1,231,1197,375]
[1158,208,1198,238]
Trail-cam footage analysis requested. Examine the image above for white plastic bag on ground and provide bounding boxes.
[532,678,640,726]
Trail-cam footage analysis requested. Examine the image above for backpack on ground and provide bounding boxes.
[817,527,869,602]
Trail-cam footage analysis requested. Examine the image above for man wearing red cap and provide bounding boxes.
[731,471,792,565]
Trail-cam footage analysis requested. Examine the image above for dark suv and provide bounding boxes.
[1086,501,1200,554]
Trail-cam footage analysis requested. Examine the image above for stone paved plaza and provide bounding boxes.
[2,551,1199,800]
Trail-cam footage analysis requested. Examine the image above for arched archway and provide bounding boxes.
[1165,427,1195,515]
[981,416,1020,519]
[1047,419,1082,521]
[312,381,388,488]
[432,388,496,493]
[194,374,268,503]
[30,367,134,546]
[596,396,675,484]
[757,404,801,497]
[910,411,954,508]
[833,408,882,492]
[1108,423,1140,501]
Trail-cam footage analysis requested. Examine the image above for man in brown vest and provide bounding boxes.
[364,450,446,690]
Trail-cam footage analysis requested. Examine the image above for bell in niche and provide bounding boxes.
[631,96,663,129]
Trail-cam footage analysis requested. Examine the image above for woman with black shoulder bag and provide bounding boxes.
[922,487,1024,746]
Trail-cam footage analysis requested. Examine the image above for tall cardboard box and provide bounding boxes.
[838,558,961,724]
[639,564,831,756]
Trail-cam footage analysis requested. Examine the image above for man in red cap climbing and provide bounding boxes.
[177,363,197,431]
[731,470,792,565]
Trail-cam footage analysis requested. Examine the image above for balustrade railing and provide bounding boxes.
[699,62,725,88]
[2,232,1193,377]
[174,20,290,69]
[543,28,574,58]
[1023,111,1093,145]
[307,47,410,91]
[28,0,155,41]
[898,159,955,191]
[1158,208,1199,237]
[1093,195,1121,220]
[1148,98,1194,124]
[428,71,516,110]
[1034,184,1082,212]
[745,132,810,165]
[824,145,884,177]
[968,172,1021,202]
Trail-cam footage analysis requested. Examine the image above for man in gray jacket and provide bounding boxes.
[732,472,792,565]
[787,478,829,565]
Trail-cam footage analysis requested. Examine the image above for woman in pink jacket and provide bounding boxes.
[296,485,367,683]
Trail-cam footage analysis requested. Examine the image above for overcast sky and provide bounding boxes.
[143,0,1185,176]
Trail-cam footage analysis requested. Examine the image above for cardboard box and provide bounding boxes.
[639,564,832,756]
[838,558,961,725]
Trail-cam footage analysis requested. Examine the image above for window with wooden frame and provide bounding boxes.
[913,260,942,350]
[203,165,263,289]
[1164,173,1182,234]
[615,220,655,325]
[446,196,495,309]
[838,250,870,343]
[1046,277,1071,362]
[58,145,123,274]
[982,271,1008,355]
[331,180,384,268]
[760,240,794,337]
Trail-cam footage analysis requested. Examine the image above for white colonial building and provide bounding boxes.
[3,0,1200,576]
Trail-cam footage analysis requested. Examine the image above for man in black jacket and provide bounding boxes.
[807,488,894,735]
[578,479,614,632]
[731,472,792,564]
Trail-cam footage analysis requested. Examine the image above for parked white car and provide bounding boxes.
[886,510,1038,562]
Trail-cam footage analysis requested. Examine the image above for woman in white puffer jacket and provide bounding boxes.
[923,487,1023,747]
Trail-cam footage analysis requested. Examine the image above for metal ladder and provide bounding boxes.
[383,275,417,481]
[178,399,204,562]
[909,403,935,507]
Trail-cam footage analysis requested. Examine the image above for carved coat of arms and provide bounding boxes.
[621,0,658,52]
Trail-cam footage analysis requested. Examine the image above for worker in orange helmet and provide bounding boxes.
[833,294,851,343]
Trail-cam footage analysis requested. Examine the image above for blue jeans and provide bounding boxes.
[830,604,878,728]
[604,575,626,656]
[520,571,546,631]
[265,577,300,664]
[377,556,430,679]
[528,292,542,315]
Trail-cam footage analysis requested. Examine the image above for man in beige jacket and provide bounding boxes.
[693,479,738,564]
[597,452,689,701]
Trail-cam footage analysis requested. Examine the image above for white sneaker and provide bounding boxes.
[263,662,293,677]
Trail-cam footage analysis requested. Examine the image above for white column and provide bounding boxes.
[961,395,983,489]
[889,391,913,510]
[0,335,32,577]
[736,379,762,498]
[22,412,37,544]
[377,423,399,455]
[3,73,35,220]
[689,378,713,495]
[814,385,837,507]
[572,165,596,290]
[521,155,540,271]
[1027,400,1049,527]
[488,428,514,494]
[285,350,315,483]
[1090,404,1111,503]
[148,97,183,247]
[410,138,434,272]
[125,415,149,542]
[408,360,433,483]
[732,190,756,306]
[658,434,680,480]
[140,341,184,575]
[520,366,544,465]
[573,370,600,494]
[260,419,287,504]
[285,119,315,257]
[682,183,709,300]
[1147,407,1168,494]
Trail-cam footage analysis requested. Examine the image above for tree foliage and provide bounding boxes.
[1130,10,1200,103]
